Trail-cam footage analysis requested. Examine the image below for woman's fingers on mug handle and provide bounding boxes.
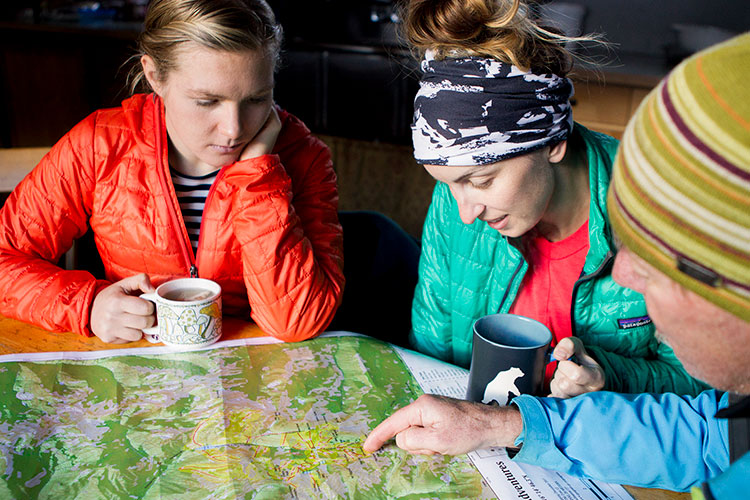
[116,273,156,296]
[553,336,597,365]
[549,373,571,398]
[97,325,144,344]
[552,337,578,361]
[550,363,592,398]
[116,326,146,343]
[550,345,606,397]
[119,311,155,331]
[560,337,603,374]
[121,295,156,317]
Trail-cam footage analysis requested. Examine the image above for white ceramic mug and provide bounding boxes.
[140,278,222,348]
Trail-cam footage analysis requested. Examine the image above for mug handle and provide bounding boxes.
[139,292,160,343]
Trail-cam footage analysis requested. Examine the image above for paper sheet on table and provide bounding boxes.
[393,346,634,500]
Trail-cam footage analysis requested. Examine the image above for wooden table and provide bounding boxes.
[0,313,267,355]
[0,314,689,500]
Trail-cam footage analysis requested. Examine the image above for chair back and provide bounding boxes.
[0,147,50,193]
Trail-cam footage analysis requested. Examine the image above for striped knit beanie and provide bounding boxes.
[608,33,750,322]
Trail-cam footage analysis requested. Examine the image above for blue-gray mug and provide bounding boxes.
[466,314,553,405]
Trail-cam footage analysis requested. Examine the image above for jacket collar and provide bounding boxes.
[574,122,619,273]
[120,93,163,154]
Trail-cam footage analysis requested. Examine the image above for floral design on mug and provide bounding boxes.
[199,303,222,341]
[159,307,179,340]
[157,303,220,344]
[177,310,208,336]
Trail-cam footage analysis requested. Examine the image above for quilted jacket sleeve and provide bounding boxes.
[225,130,344,342]
[410,183,455,362]
[0,114,111,336]
[587,338,711,395]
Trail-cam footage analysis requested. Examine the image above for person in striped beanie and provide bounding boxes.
[606,32,750,499]
[365,33,750,499]
[609,35,750,324]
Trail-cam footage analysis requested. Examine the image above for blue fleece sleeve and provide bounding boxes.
[510,390,730,492]
[705,450,750,500]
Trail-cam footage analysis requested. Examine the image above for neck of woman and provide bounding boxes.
[167,141,219,177]
[536,139,590,242]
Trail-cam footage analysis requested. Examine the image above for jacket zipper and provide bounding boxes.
[496,237,528,313]
[569,250,614,336]
[153,96,197,277]
[497,259,524,314]
[194,168,227,275]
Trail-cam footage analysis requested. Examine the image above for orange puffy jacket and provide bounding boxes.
[0,94,344,341]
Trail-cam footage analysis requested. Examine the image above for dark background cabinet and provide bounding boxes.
[0,24,135,147]
[0,12,431,236]
[0,26,419,148]
[2,0,748,148]
[1,0,747,237]
[277,47,417,144]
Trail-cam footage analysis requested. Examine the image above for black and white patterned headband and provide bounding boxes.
[412,51,574,166]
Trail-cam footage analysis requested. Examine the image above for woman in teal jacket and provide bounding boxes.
[404,0,707,395]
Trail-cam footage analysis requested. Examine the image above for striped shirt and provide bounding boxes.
[170,167,220,253]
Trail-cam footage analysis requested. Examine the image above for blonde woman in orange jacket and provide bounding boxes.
[0,0,344,343]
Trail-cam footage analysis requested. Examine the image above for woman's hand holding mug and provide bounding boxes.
[90,273,156,344]
[549,337,605,398]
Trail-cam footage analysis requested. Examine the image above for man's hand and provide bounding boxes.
[550,337,605,398]
[362,394,523,455]
[240,106,282,160]
[90,274,156,344]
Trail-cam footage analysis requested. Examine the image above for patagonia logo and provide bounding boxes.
[618,316,652,329]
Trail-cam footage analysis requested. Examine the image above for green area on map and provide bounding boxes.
[0,336,493,499]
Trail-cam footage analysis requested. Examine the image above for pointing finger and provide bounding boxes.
[363,402,424,453]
